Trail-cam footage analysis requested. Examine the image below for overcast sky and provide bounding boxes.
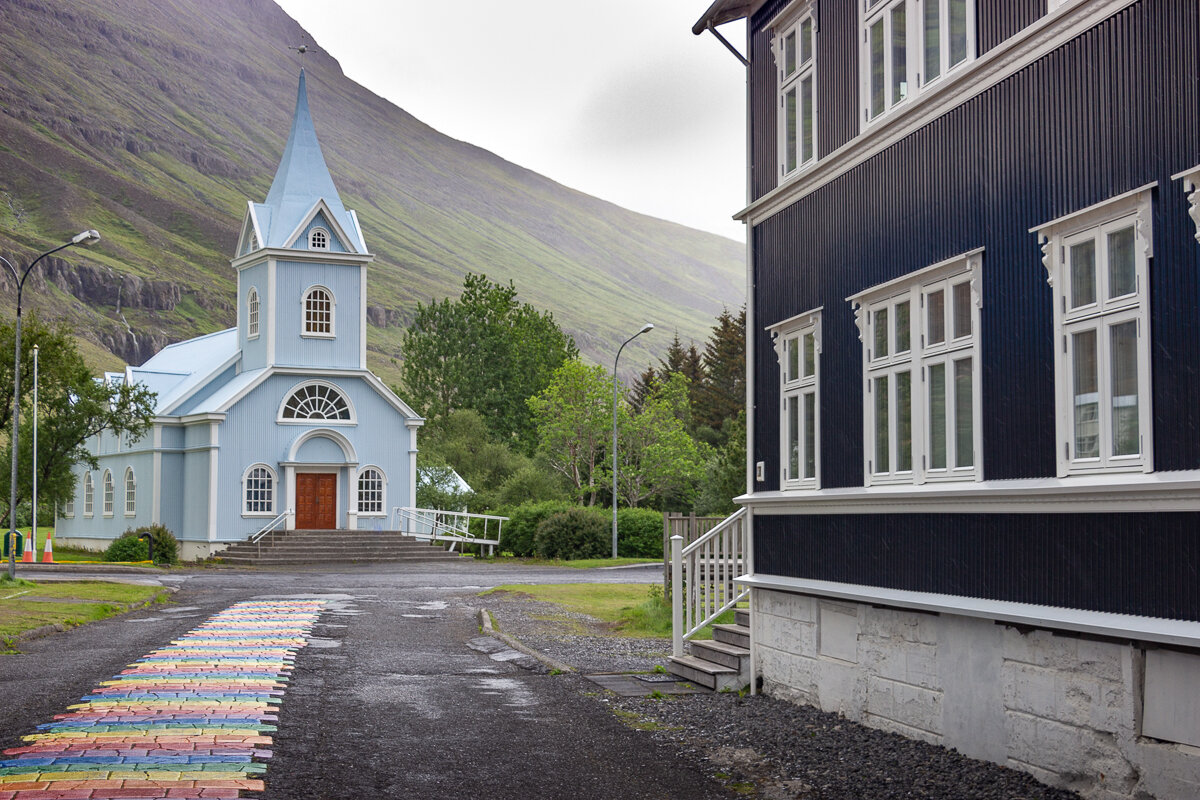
[273,0,747,242]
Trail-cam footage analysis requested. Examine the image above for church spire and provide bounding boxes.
[259,69,360,250]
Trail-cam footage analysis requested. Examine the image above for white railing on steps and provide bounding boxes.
[671,507,749,658]
[248,509,292,558]
[390,506,507,555]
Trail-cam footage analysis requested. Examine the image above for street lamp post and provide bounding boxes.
[612,322,654,559]
[3,230,101,579]
[31,344,38,562]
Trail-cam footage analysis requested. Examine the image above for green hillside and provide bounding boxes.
[0,0,744,386]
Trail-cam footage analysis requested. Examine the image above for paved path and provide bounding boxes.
[0,562,733,800]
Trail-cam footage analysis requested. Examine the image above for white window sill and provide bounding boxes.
[356,512,386,518]
[277,418,355,426]
[103,513,114,518]
[739,574,1200,648]
[124,513,136,518]
[301,332,336,340]
[242,512,278,518]
[740,469,1200,514]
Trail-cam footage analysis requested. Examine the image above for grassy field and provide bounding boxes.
[482,583,735,639]
[513,557,660,570]
[0,578,169,650]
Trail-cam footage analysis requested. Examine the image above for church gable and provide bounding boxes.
[236,204,265,257]
[294,210,348,253]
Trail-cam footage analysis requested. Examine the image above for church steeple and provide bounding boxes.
[249,69,366,253]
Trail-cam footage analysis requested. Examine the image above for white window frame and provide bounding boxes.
[83,472,93,517]
[62,498,74,518]
[242,464,277,517]
[247,286,260,340]
[851,249,983,486]
[860,0,976,125]
[124,467,136,517]
[309,227,329,250]
[356,466,387,516]
[302,285,335,338]
[277,380,357,425]
[770,1,818,182]
[769,309,822,489]
[102,469,114,517]
[1033,185,1154,477]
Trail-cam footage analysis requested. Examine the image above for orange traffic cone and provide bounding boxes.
[42,535,53,564]
[21,537,34,562]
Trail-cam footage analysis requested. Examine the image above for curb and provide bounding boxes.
[478,608,574,674]
[9,586,178,644]
[14,563,169,574]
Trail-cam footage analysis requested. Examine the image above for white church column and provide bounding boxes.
[284,464,296,530]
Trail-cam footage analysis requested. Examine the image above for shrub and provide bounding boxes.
[500,500,574,557]
[106,524,179,565]
[103,535,148,563]
[534,507,608,560]
[616,508,664,558]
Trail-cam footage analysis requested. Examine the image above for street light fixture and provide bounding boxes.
[4,230,101,579]
[612,322,654,559]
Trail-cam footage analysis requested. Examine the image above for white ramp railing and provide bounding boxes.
[671,507,749,657]
[390,507,507,555]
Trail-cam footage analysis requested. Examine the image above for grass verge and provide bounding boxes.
[482,583,735,639]
[0,578,169,650]
[513,557,660,569]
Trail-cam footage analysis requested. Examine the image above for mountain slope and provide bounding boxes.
[0,0,743,384]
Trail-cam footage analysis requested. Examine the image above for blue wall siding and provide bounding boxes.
[296,212,349,252]
[751,1,1200,490]
[55,452,155,543]
[174,364,236,416]
[239,261,269,371]
[273,260,362,369]
[754,511,1200,621]
[214,373,414,540]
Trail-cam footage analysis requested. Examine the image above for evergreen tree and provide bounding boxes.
[627,365,657,414]
[695,306,746,438]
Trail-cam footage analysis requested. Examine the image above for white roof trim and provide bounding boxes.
[212,365,422,421]
[282,198,361,254]
[160,350,242,416]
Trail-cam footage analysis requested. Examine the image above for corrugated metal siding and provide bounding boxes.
[754,511,1200,621]
[752,0,1200,490]
[750,12,778,200]
[977,0,1043,53]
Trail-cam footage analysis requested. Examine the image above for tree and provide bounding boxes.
[528,360,611,506]
[616,372,709,509]
[656,332,704,432]
[695,409,747,515]
[400,273,578,453]
[0,315,156,523]
[694,306,746,439]
[627,365,657,414]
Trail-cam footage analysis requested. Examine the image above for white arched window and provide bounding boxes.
[244,464,276,515]
[102,470,114,516]
[303,286,334,336]
[309,228,329,250]
[357,467,385,515]
[247,287,260,339]
[279,381,353,422]
[82,472,94,517]
[124,467,136,516]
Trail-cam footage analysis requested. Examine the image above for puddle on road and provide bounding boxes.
[475,676,538,717]
[306,637,341,648]
[161,606,201,614]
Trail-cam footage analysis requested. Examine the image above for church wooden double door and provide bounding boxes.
[296,473,337,530]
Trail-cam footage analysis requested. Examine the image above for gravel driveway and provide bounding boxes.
[485,589,1081,800]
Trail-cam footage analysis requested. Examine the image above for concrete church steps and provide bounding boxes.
[667,609,751,691]
[215,529,459,566]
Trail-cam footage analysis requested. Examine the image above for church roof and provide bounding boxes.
[132,328,239,414]
[258,70,362,250]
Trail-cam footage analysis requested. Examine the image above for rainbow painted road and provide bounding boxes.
[0,599,325,799]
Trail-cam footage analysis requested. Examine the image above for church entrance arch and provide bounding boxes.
[295,473,337,529]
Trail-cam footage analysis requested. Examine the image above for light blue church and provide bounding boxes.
[55,71,423,559]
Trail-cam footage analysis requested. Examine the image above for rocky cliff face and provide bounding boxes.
[39,258,181,312]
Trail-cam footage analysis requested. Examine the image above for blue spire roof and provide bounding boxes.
[257,70,363,250]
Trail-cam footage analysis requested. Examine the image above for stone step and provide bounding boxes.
[713,623,750,649]
[221,543,442,554]
[735,609,749,627]
[666,654,741,691]
[218,553,459,565]
[689,638,750,671]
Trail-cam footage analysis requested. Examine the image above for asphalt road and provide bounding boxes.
[1,561,735,799]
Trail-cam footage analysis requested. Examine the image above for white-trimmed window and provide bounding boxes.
[771,309,821,489]
[357,467,386,515]
[279,381,354,423]
[247,287,260,339]
[1034,186,1153,476]
[63,498,74,518]
[303,286,334,336]
[83,472,93,517]
[102,469,114,516]
[244,464,276,515]
[772,2,817,181]
[124,467,136,516]
[309,227,329,250]
[853,250,982,485]
[862,0,975,124]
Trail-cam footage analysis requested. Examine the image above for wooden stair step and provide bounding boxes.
[667,654,740,691]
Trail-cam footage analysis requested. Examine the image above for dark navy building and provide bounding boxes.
[693,0,1200,795]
